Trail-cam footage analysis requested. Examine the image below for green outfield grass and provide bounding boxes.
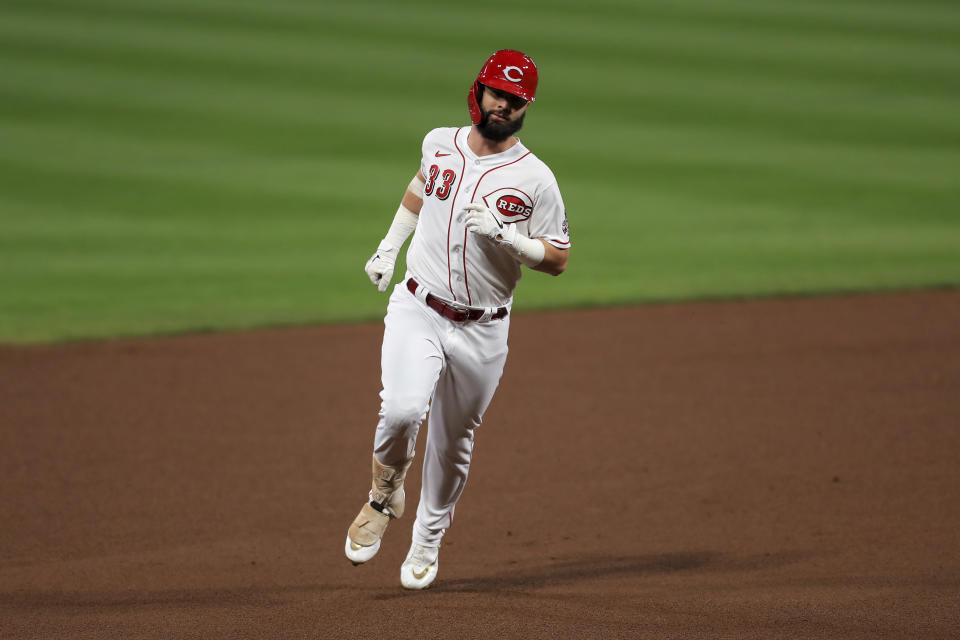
[1,0,958,343]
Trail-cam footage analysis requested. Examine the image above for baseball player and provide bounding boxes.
[345,49,570,589]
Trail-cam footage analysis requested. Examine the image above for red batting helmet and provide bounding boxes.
[468,49,539,125]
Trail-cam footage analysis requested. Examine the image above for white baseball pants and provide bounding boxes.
[373,279,510,546]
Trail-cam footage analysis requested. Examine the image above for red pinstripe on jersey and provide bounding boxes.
[469,153,532,203]
[461,150,531,305]
[445,128,468,301]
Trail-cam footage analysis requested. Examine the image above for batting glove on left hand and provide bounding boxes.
[364,242,398,293]
[463,203,518,246]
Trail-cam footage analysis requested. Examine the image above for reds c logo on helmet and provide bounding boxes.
[468,49,539,125]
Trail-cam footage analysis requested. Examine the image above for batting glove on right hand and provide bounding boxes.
[364,242,398,293]
[463,203,517,246]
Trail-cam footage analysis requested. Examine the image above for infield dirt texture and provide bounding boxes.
[2,290,959,638]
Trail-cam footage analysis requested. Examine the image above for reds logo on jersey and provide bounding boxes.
[482,187,534,223]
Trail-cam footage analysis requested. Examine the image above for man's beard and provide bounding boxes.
[477,107,525,142]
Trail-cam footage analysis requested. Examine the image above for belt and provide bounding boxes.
[407,278,507,323]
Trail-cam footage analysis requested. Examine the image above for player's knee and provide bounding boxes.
[379,396,427,433]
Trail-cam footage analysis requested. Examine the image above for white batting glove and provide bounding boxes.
[463,203,545,268]
[463,203,517,245]
[364,242,398,292]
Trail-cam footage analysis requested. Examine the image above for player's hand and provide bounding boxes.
[364,242,398,292]
[463,203,517,246]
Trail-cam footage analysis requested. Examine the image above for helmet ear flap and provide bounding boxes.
[468,82,484,125]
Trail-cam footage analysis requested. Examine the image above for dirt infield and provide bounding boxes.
[1,290,958,639]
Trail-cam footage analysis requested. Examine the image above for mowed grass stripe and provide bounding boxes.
[2,5,955,150]
[4,80,953,234]
[3,1,957,95]
[3,33,956,158]
[9,0,960,49]
[0,7,449,94]
[5,69,956,229]
[0,120,407,207]
[3,0,956,113]
[527,191,960,308]
[3,20,955,120]
[543,0,960,39]
[551,67,959,152]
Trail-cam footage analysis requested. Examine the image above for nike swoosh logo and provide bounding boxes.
[413,564,433,580]
[435,151,451,157]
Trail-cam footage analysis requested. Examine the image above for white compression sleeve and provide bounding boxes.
[381,204,419,250]
[502,230,545,268]
[407,175,426,200]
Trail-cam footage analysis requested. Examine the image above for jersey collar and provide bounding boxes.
[458,126,528,164]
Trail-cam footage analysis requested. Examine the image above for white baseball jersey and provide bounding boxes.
[406,126,570,308]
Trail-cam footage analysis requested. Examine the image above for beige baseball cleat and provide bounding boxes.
[345,502,388,564]
[345,453,413,565]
